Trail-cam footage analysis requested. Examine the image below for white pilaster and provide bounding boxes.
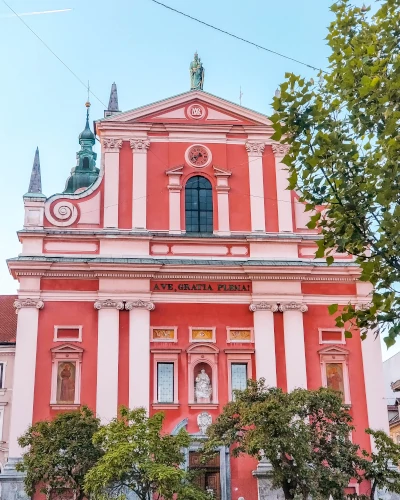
[279,302,308,391]
[245,142,266,232]
[250,302,278,387]
[272,143,293,232]
[94,299,124,423]
[103,138,123,228]
[214,167,231,236]
[130,138,150,230]
[9,298,44,458]
[125,300,154,410]
[166,166,183,234]
[361,326,389,438]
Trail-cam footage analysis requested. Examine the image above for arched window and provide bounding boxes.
[185,176,213,233]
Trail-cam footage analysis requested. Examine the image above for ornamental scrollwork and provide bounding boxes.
[271,143,290,157]
[245,141,265,157]
[13,298,44,311]
[279,302,308,313]
[129,139,150,152]
[44,200,79,227]
[125,300,155,311]
[249,302,279,312]
[94,299,124,310]
[102,138,123,152]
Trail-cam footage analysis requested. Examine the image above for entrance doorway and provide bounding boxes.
[189,450,221,499]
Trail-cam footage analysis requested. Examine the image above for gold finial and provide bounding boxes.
[85,80,91,108]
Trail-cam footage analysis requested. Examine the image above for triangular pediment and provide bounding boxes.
[51,343,84,354]
[318,345,349,356]
[98,91,271,127]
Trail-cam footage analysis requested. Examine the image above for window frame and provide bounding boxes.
[152,350,180,408]
[225,350,254,401]
[185,175,213,234]
[0,404,5,442]
[318,328,345,345]
[50,344,83,409]
[0,362,6,390]
[318,345,351,405]
[54,325,83,343]
[157,362,175,404]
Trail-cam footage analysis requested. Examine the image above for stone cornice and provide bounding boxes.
[279,302,308,313]
[125,299,155,311]
[13,298,44,310]
[94,299,124,310]
[249,302,279,312]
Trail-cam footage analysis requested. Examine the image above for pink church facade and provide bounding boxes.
[3,83,389,499]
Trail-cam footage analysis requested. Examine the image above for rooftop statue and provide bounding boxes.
[190,52,204,91]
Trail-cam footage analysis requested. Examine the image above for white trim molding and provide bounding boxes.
[189,326,216,343]
[50,343,83,408]
[54,325,83,342]
[319,345,351,405]
[151,326,178,343]
[318,328,345,345]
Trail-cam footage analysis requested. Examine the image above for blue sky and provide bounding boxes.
[2,0,394,358]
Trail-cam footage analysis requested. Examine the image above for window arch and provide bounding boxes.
[185,176,213,233]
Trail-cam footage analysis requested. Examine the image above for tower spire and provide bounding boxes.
[104,82,120,117]
[27,147,43,195]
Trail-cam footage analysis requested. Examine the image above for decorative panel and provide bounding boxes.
[227,329,253,343]
[152,328,176,342]
[191,328,215,342]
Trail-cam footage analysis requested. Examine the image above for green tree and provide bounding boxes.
[16,406,102,500]
[204,380,361,500]
[360,429,400,500]
[84,407,209,500]
[271,0,400,346]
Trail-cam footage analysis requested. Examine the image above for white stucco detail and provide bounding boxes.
[8,306,41,457]
[96,307,119,422]
[99,239,150,256]
[250,242,298,259]
[171,245,229,255]
[281,308,308,391]
[104,151,120,228]
[44,241,98,252]
[362,333,389,441]
[21,237,43,255]
[128,308,151,410]
[131,140,149,230]
[273,147,293,232]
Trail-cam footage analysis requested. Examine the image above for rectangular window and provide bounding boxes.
[319,328,345,344]
[231,363,247,398]
[0,364,4,389]
[157,363,174,403]
[54,326,82,342]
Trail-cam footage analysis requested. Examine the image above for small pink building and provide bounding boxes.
[0,296,16,473]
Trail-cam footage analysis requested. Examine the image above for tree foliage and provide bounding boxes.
[271,0,400,346]
[16,406,102,500]
[84,407,209,500]
[361,429,400,500]
[204,380,361,500]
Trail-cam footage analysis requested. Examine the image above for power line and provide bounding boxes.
[2,0,107,108]
[148,0,322,72]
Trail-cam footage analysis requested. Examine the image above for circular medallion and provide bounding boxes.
[186,103,206,120]
[185,144,212,168]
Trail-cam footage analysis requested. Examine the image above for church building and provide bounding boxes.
[2,56,389,499]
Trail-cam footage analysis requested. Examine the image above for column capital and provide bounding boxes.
[279,302,308,313]
[129,138,150,153]
[102,138,123,152]
[249,302,279,312]
[271,143,290,158]
[245,141,265,157]
[125,299,155,311]
[355,302,372,311]
[94,299,125,310]
[13,298,44,311]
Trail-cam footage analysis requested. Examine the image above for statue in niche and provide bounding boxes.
[57,362,76,403]
[195,368,212,403]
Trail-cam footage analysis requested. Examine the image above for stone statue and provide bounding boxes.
[195,368,212,403]
[190,52,205,90]
[197,411,212,434]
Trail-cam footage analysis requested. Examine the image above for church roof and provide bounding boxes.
[0,295,17,344]
[96,90,272,126]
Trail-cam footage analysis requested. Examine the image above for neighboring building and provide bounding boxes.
[1,57,389,500]
[383,352,400,442]
[0,296,16,472]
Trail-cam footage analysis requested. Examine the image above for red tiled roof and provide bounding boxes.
[0,295,17,343]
